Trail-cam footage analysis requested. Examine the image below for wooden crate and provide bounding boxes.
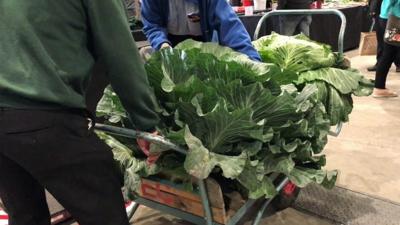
[139,177,231,224]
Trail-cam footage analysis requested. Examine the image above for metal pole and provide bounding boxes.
[329,122,343,137]
[198,179,214,225]
[251,177,290,225]
[94,124,187,155]
[254,9,347,54]
[226,199,257,225]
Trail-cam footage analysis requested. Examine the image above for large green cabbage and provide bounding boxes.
[253,33,374,125]
[97,40,350,199]
[253,33,336,73]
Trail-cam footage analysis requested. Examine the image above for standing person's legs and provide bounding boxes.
[369,17,387,71]
[394,49,400,71]
[280,15,301,36]
[376,17,386,62]
[0,154,51,225]
[298,15,312,36]
[374,41,399,97]
[0,110,130,225]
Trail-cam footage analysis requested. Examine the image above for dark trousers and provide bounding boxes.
[375,17,400,67]
[375,19,400,88]
[0,109,130,225]
[280,15,312,36]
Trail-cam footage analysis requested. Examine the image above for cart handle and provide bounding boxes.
[254,9,346,137]
[254,9,347,54]
[94,123,187,155]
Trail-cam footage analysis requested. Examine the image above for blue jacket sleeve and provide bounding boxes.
[208,0,261,61]
[141,0,170,50]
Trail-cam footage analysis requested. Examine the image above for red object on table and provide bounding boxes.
[310,0,322,9]
[243,0,253,7]
[234,6,245,13]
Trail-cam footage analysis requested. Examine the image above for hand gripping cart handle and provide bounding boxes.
[254,9,347,137]
[95,123,290,225]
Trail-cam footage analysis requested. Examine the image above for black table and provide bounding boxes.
[240,5,372,51]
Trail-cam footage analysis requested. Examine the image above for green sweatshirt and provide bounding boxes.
[0,0,159,131]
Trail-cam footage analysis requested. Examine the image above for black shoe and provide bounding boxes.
[367,65,377,72]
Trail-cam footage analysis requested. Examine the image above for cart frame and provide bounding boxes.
[96,124,289,225]
[94,9,347,225]
[0,10,347,225]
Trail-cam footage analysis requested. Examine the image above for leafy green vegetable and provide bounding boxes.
[96,36,370,200]
[96,132,159,199]
[237,161,277,199]
[253,33,373,125]
[96,88,127,124]
[298,68,362,94]
[253,33,336,73]
[184,126,248,180]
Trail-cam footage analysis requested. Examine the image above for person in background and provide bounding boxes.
[368,0,400,72]
[278,0,313,36]
[140,0,261,61]
[0,1,158,225]
[373,0,400,97]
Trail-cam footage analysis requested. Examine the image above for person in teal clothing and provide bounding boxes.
[373,0,400,97]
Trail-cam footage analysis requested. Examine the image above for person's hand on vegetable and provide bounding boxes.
[137,130,161,164]
[161,42,172,49]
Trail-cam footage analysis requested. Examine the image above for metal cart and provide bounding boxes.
[77,9,347,225]
[105,9,347,225]
[0,10,346,225]
[96,124,290,225]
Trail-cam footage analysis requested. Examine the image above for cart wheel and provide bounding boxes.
[271,181,300,212]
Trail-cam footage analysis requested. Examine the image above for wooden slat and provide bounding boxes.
[141,179,202,203]
[139,185,227,224]
[142,178,226,209]
[206,178,225,209]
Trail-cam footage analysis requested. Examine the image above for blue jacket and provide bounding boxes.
[141,0,262,61]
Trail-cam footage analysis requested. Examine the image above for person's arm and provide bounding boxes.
[208,0,261,61]
[369,0,378,16]
[141,0,171,50]
[83,0,159,131]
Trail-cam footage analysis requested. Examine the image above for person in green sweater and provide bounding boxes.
[0,1,158,225]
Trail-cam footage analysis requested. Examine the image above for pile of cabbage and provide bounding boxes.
[97,34,373,200]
